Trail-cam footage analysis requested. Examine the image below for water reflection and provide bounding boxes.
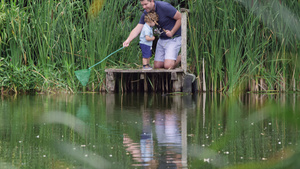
[121,94,190,168]
[155,110,183,168]
[122,110,156,167]
[0,93,299,169]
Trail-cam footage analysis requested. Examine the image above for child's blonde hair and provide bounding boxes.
[144,12,159,23]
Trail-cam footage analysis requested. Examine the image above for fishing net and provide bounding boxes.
[75,47,124,86]
[75,69,91,86]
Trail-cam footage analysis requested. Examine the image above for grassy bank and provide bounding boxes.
[0,0,299,94]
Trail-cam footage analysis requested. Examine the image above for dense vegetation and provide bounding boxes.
[0,0,299,94]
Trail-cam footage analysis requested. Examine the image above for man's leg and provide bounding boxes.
[164,59,176,69]
[164,54,181,69]
[175,54,181,66]
[164,37,181,69]
[154,38,165,68]
[154,61,164,68]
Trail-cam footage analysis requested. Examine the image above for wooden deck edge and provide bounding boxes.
[105,68,184,73]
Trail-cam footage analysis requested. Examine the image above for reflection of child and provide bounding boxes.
[140,111,153,164]
[139,13,157,70]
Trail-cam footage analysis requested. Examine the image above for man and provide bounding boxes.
[123,0,182,69]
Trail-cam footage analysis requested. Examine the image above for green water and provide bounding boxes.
[0,93,299,169]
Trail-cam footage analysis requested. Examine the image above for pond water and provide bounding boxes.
[0,93,299,169]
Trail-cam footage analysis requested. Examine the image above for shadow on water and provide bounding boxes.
[0,93,300,168]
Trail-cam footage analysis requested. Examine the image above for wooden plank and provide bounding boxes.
[171,72,178,81]
[140,73,145,79]
[105,68,184,73]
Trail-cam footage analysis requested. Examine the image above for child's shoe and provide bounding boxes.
[143,64,152,70]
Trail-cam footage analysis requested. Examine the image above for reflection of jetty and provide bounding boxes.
[105,9,193,93]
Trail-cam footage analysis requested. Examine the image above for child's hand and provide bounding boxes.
[145,35,155,41]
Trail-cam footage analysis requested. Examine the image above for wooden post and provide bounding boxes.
[180,8,188,73]
[173,72,183,92]
[144,73,148,92]
[106,72,115,93]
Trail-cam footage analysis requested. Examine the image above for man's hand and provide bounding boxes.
[123,40,130,47]
[165,30,174,38]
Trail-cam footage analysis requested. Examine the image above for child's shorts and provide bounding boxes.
[140,43,152,59]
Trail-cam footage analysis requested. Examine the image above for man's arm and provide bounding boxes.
[123,24,144,47]
[166,11,181,38]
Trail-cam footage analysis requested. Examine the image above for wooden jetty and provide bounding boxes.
[105,9,191,93]
[105,68,184,93]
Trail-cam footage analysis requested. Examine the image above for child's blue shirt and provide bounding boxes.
[139,23,153,46]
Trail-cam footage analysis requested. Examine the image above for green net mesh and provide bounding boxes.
[75,69,91,86]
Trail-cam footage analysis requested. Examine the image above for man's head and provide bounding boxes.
[140,0,155,12]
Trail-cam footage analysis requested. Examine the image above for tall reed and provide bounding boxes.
[0,0,142,93]
[188,0,300,93]
[0,0,299,93]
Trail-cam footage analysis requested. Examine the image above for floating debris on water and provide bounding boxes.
[204,158,210,162]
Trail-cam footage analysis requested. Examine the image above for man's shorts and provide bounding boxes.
[140,43,152,59]
[154,36,181,62]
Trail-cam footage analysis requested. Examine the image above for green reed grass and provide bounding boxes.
[188,0,300,93]
[0,0,299,93]
[0,0,141,93]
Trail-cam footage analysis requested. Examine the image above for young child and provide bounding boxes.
[139,13,157,70]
